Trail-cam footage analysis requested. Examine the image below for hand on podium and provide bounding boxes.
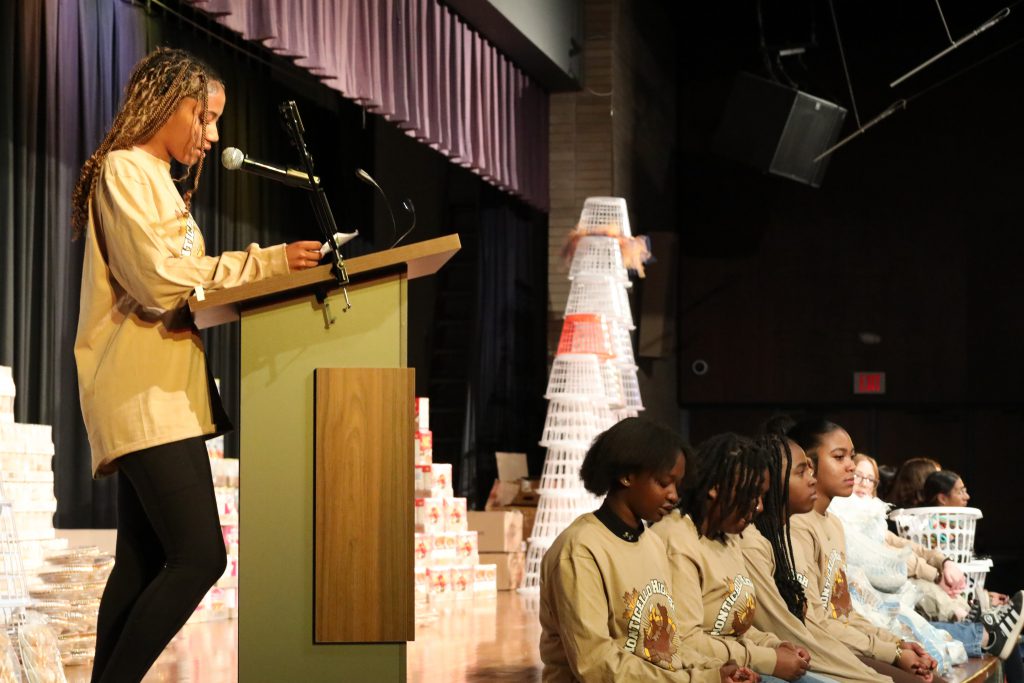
[286,241,324,271]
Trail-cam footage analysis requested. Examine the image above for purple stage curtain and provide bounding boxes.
[184,0,549,211]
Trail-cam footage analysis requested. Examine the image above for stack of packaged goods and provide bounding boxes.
[413,398,496,617]
[0,366,95,674]
[191,438,239,624]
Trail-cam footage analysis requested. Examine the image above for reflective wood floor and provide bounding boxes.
[63,591,541,682]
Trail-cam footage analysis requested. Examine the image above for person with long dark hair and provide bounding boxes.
[737,432,890,683]
[73,47,321,682]
[653,433,836,683]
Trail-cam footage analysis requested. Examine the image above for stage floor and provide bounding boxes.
[63,591,542,682]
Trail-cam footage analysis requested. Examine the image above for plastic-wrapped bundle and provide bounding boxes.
[846,566,966,673]
[829,495,911,592]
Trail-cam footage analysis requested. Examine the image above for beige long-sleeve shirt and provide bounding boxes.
[539,513,725,683]
[75,147,289,476]
[737,526,893,683]
[790,510,901,664]
[652,511,783,675]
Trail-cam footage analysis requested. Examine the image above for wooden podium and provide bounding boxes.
[189,235,460,681]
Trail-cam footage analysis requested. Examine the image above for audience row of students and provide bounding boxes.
[539,417,1024,682]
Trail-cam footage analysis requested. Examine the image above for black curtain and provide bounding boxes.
[461,191,549,508]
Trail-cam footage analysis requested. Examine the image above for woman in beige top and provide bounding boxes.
[71,47,321,682]
[540,418,757,683]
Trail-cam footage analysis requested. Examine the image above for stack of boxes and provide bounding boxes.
[413,398,496,613]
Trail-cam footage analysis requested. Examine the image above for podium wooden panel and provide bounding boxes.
[188,235,459,681]
[314,368,414,643]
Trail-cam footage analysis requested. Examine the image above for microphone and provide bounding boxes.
[221,147,320,189]
[355,169,416,248]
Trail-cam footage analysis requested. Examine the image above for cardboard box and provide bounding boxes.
[479,551,525,591]
[484,452,540,508]
[414,430,433,465]
[444,497,467,532]
[415,397,430,431]
[415,497,445,534]
[468,510,523,553]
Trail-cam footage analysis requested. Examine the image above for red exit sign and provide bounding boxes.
[853,372,886,395]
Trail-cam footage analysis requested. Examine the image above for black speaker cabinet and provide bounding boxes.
[712,72,847,188]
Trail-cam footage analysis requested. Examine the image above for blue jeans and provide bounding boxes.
[761,674,840,683]
[931,620,983,657]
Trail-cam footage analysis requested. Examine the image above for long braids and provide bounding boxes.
[754,433,808,621]
[681,433,768,542]
[71,47,218,239]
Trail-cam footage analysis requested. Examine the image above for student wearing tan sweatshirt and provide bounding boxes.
[738,431,894,683]
[786,419,943,683]
[72,48,321,682]
[654,433,838,683]
[540,418,759,683]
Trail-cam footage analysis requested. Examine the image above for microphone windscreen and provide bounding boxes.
[221,147,245,170]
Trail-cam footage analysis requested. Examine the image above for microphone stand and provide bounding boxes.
[278,100,352,318]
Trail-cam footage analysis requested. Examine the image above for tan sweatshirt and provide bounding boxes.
[790,510,901,664]
[540,513,725,683]
[737,526,894,683]
[75,147,289,475]
[652,511,782,674]
[884,531,945,583]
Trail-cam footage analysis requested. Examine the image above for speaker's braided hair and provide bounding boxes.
[71,47,221,239]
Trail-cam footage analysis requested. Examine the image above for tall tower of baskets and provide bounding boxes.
[521,197,647,592]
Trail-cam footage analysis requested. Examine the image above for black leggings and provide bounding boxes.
[91,437,227,683]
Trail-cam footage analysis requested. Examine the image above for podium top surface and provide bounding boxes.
[188,234,460,329]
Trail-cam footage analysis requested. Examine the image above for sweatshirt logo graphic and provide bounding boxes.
[180,212,197,257]
[821,549,854,619]
[711,573,757,636]
[621,580,678,670]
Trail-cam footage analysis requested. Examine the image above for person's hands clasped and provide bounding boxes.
[773,643,810,680]
[720,663,760,683]
[938,561,966,598]
[779,641,811,666]
[897,641,936,683]
[286,241,324,271]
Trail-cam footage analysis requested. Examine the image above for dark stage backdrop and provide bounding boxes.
[1,0,548,526]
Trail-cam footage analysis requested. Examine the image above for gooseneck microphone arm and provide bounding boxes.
[278,100,352,312]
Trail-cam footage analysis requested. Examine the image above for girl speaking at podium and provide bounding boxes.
[71,47,320,682]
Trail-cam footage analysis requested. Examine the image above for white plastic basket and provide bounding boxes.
[577,197,632,238]
[564,277,634,329]
[545,355,608,403]
[530,492,602,543]
[958,558,993,602]
[569,236,630,284]
[520,538,550,593]
[889,507,982,563]
[609,323,636,368]
[601,362,625,410]
[619,367,644,411]
[539,401,604,449]
[537,446,588,494]
[557,314,613,358]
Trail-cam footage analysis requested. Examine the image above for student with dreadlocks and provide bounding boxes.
[652,433,836,683]
[540,418,758,683]
[72,47,322,682]
[736,430,895,683]
[787,419,944,683]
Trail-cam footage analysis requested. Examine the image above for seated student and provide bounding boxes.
[652,433,834,683]
[786,418,942,683]
[852,455,965,602]
[539,418,758,683]
[920,470,1024,666]
[883,458,940,513]
[738,432,895,683]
